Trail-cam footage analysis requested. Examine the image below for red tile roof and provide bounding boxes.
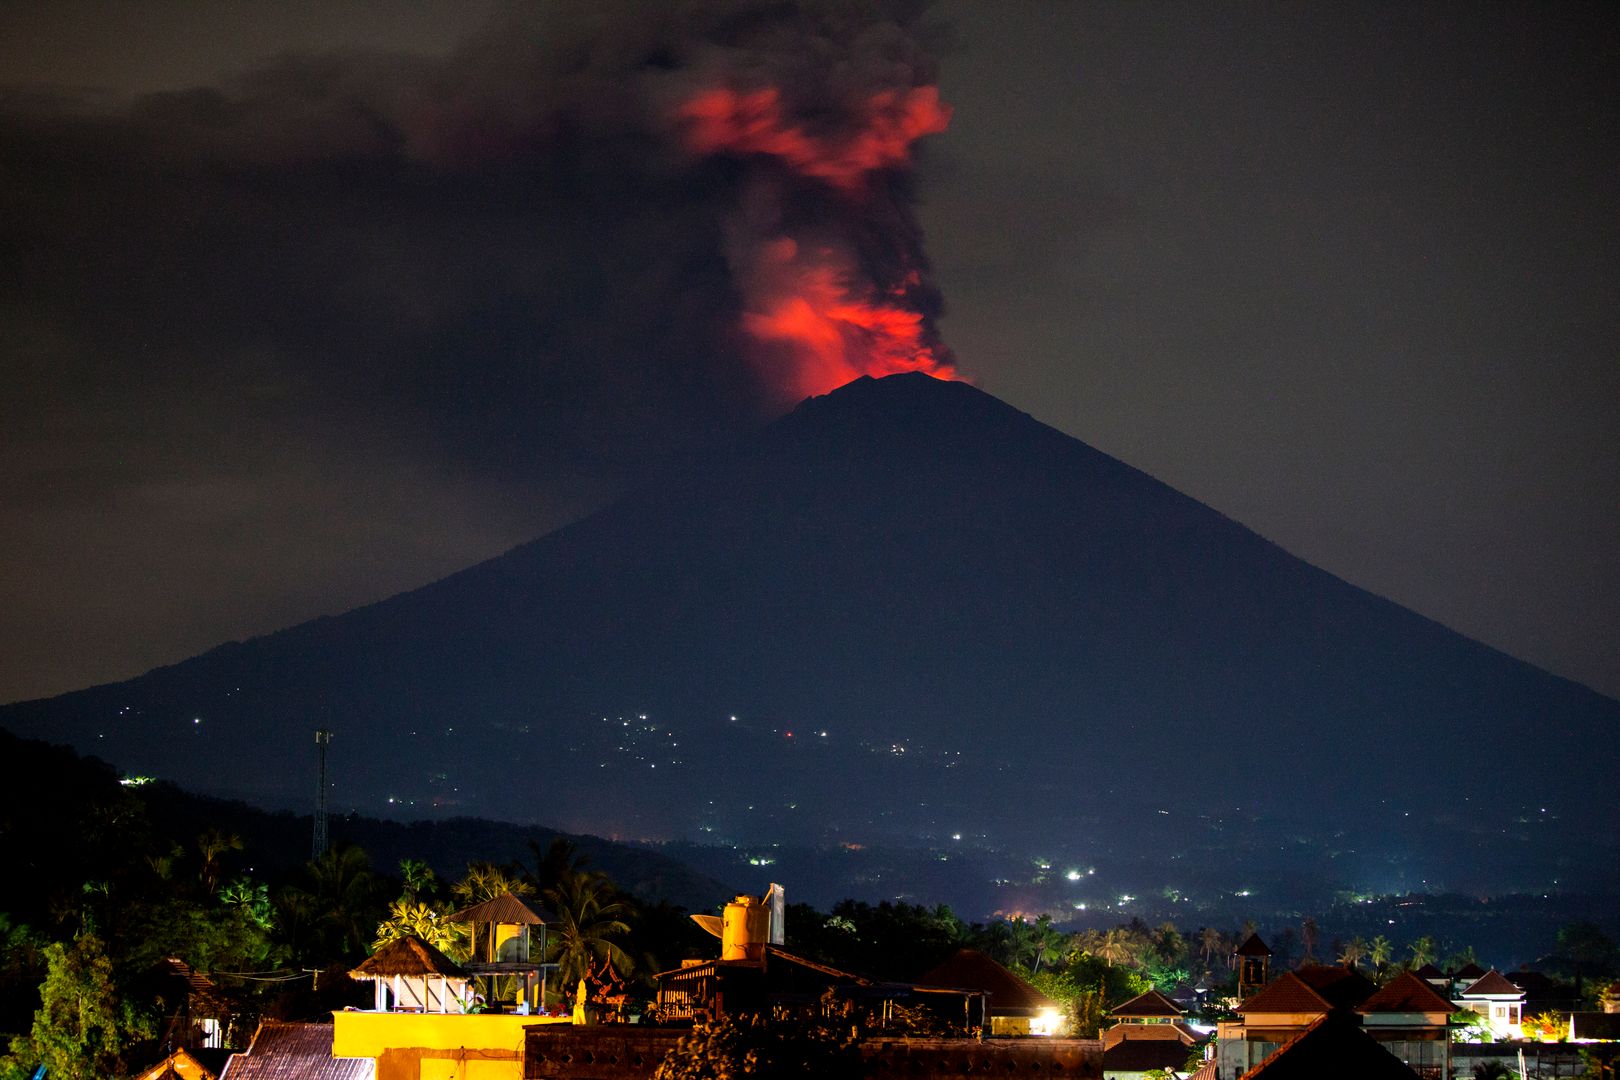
[1244,1013,1421,1079]
[1453,962,1488,980]
[1102,1038,1191,1072]
[1110,988,1183,1018]
[1460,969,1525,998]
[1357,971,1456,1015]
[1293,965,1377,1009]
[914,948,1056,1016]
[1237,973,1332,1015]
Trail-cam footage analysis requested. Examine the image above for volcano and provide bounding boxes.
[5,373,1615,902]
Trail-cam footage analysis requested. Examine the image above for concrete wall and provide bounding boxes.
[523,1028,1103,1080]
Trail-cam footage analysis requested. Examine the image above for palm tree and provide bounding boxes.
[454,862,534,906]
[1004,917,1037,970]
[1408,935,1437,969]
[197,828,243,895]
[374,899,462,956]
[308,845,379,957]
[544,871,633,990]
[1095,928,1135,968]
[1368,935,1393,975]
[528,838,587,896]
[1198,927,1224,969]
[1030,915,1066,974]
[1300,918,1319,964]
[1338,937,1368,970]
[399,859,437,904]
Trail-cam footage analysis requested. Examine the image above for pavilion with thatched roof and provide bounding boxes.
[350,936,471,1014]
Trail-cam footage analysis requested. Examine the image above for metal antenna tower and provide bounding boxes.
[313,729,332,859]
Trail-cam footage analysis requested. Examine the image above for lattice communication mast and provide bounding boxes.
[313,729,333,859]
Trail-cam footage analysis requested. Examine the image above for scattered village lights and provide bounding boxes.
[1066,870,1081,881]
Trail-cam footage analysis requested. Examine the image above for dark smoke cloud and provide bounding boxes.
[0,0,952,700]
[3,0,950,476]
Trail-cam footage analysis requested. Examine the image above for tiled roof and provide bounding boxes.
[914,948,1057,1015]
[1101,1023,1197,1049]
[1504,970,1555,992]
[1110,988,1183,1018]
[1102,1038,1190,1071]
[1244,1013,1420,1079]
[218,1022,374,1080]
[1234,933,1272,957]
[1460,970,1524,998]
[1293,965,1377,1009]
[1357,971,1456,1015]
[1453,962,1488,981]
[1237,973,1331,1015]
[351,935,467,978]
[444,891,549,925]
[1413,963,1446,980]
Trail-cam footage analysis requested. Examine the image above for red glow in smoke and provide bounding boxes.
[679,85,950,191]
[677,84,961,398]
[742,261,957,401]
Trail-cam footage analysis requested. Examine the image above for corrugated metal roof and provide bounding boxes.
[218,1022,374,1080]
[444,891,548,925]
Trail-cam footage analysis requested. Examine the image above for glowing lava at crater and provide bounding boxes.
[676,82,962,400]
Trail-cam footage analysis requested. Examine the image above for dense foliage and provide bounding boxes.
[3,728,1616,1076]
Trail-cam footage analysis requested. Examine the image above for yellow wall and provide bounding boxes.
[333,1011,572,1080]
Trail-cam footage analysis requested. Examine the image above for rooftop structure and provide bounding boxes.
[350,936,471,1014]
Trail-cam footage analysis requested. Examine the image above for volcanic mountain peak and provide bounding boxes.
[4,373,1616,902]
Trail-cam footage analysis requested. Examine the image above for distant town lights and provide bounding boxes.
[1066,869,1081,881]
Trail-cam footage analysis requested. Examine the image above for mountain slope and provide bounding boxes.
[5,373,1615,899]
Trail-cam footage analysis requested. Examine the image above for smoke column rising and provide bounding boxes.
[675,73,960,400]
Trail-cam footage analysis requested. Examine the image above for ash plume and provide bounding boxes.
[0,0,957,483]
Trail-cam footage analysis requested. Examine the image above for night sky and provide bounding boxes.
[2,0,1616,707]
